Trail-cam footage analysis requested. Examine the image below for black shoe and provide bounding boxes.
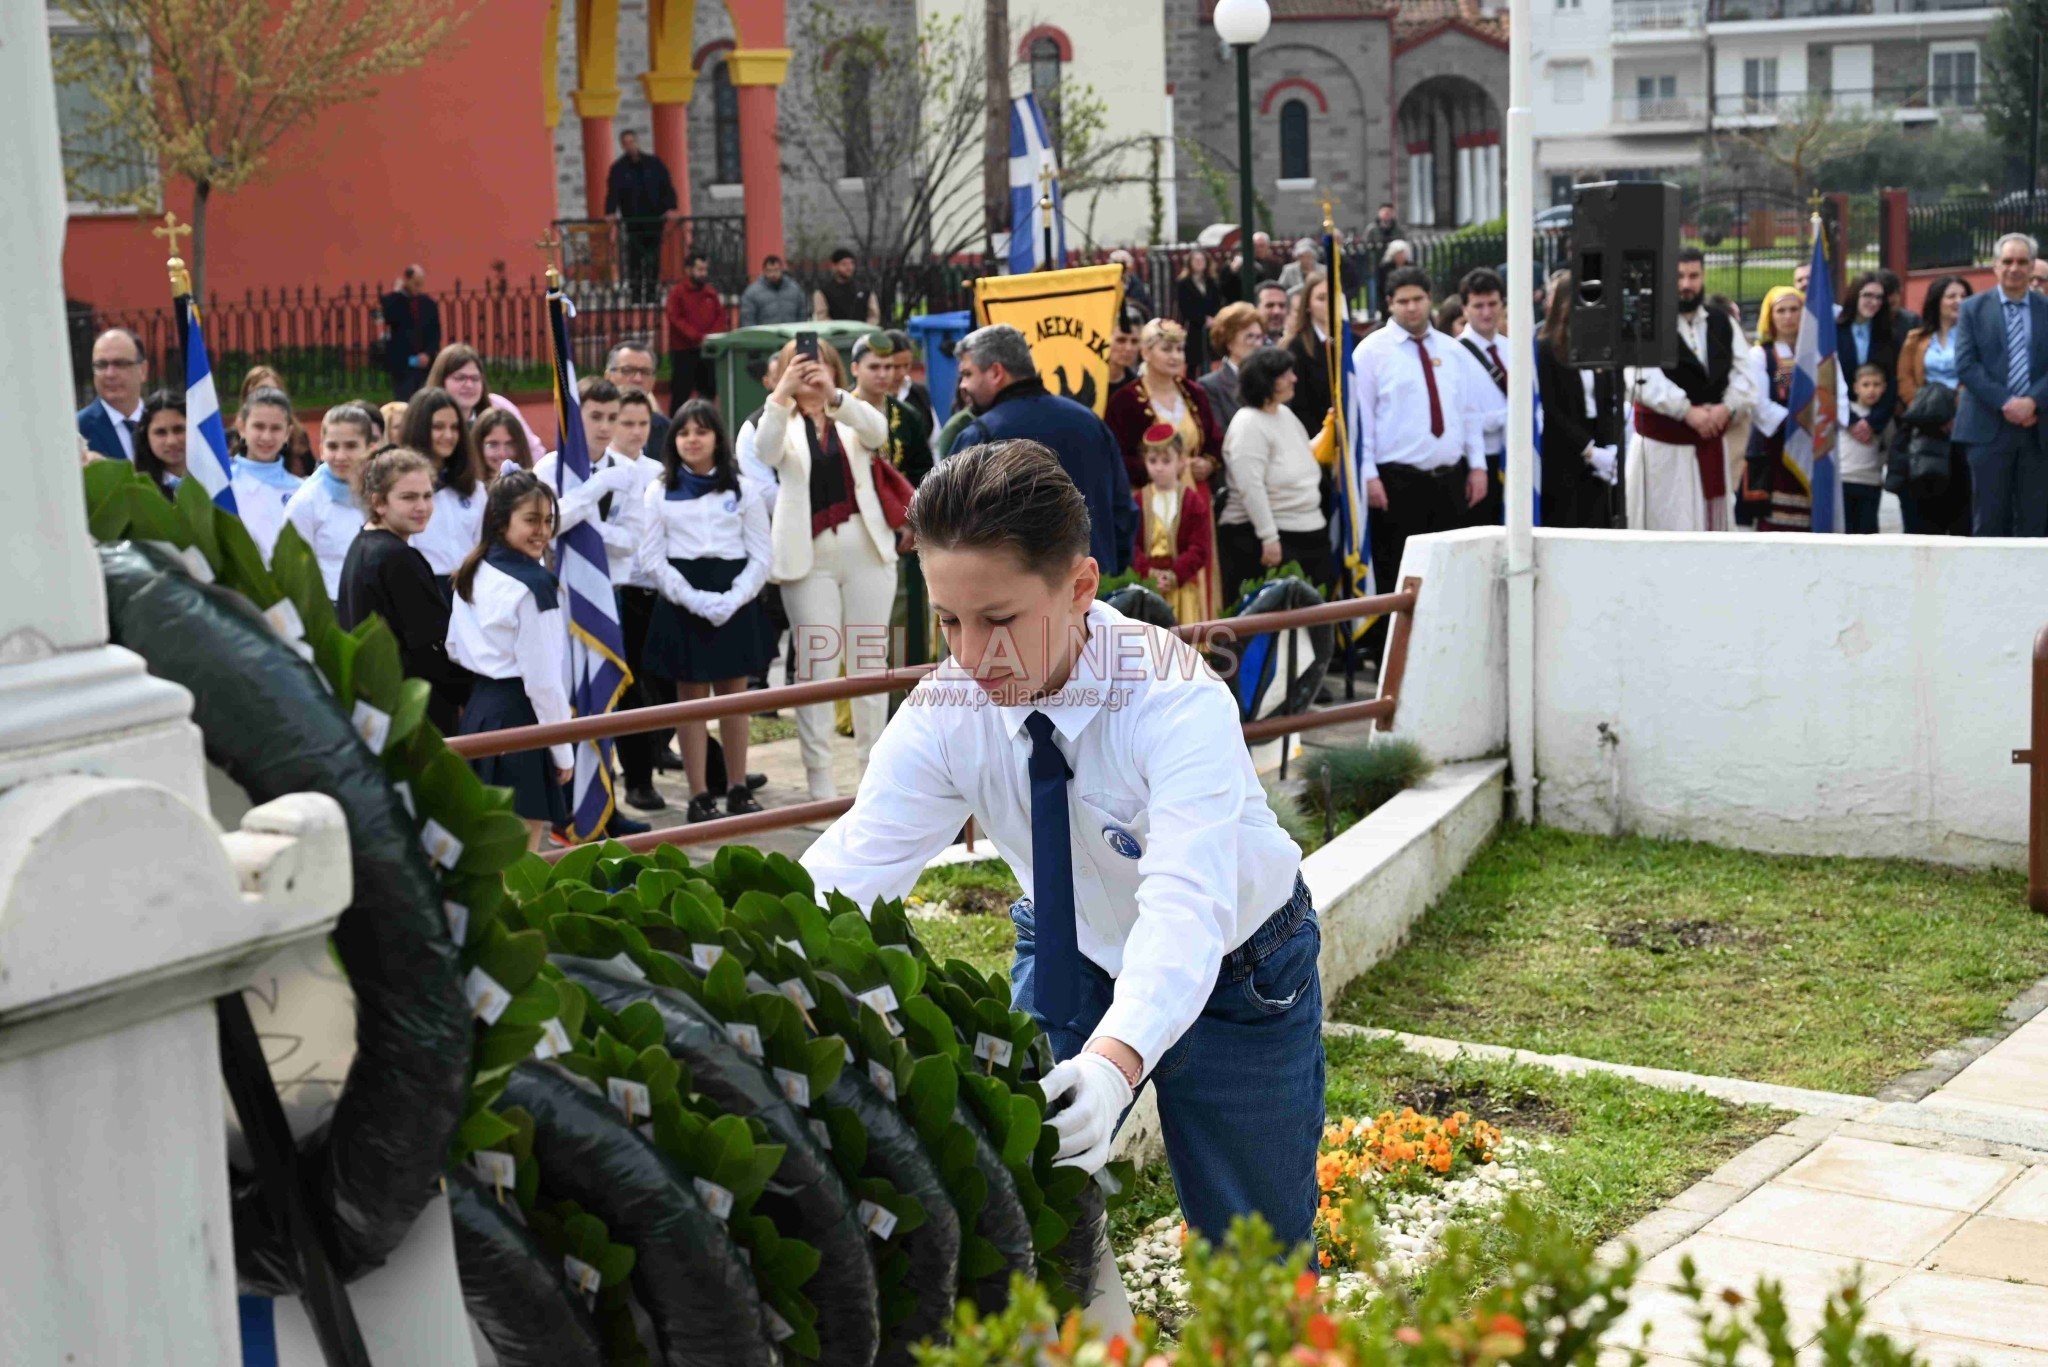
[727,784,764,815]
[686,792,722,823]
[746,772,768,791]
[653,748,683,773]
[606,812,650,837]
[624,783,667,812]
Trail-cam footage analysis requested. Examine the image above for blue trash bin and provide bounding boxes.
[906,310,973,425]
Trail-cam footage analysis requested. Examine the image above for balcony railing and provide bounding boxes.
[1611,93,1709,123]
[1712,0,1993,14]
[1612,0,1703,29]
[1709,85,1976,117]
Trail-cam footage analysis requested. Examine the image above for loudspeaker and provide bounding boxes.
[1566,181,1680,370]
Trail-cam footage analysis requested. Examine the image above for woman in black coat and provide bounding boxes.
[1174,249,1226,373]
[1534,271,1623,529]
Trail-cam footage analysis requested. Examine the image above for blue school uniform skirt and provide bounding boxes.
[641,557,770,684]
[461,675,570,826]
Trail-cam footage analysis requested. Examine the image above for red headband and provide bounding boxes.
[1142,422,1178,446]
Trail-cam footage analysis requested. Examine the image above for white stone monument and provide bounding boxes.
[0,7,354,1362]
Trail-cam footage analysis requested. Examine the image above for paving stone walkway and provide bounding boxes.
[1599,1008,2048,1364]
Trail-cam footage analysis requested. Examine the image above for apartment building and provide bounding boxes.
[1532,0,1998,202]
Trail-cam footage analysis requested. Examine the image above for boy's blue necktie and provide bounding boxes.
[1024,710,1080,1028]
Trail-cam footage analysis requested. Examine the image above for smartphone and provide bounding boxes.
[794,330,819,363]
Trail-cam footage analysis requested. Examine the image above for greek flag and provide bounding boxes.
[545,285,630,841]
[1007,94,1065,274]
[177,296,236,511]
[1789,223,1843,533]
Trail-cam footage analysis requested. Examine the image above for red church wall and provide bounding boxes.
[63,1,559,314]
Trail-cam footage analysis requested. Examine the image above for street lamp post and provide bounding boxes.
[1214,0,1271,303]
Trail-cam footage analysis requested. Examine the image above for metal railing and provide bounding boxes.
[1907,192,2048,272]
[67,277,697,411]
[1709,86,1974,118]
[552,216,749,299]
[444,584,1424,860]
[2019,624,2048,915]
[1707,0,1869,18]
[1610,94,1709,124]
[1612,0,1704,28]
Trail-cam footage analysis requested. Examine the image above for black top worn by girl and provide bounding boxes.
[338,528,473,731]
[805,416,856,537]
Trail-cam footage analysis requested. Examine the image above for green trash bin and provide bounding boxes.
[701,322,878,420]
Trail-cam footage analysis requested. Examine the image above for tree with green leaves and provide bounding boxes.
[1984,0,2048,190]
[1719,96,1885,204]
[52,0,467,296]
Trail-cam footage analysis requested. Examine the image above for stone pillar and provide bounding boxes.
[1,9,355,1362]
[729,48,793,269]
[1879,187,1911,283]
[644,0,697,219]
[574,0,622,220]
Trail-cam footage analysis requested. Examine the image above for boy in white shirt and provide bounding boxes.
[803,440,1323,1260]
[1840,363,1890,535]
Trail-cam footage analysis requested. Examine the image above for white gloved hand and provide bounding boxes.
[1587,443,1619,485]
[592,461,638,493]
[700,592,738,627]
[1040,1051,1134,1173]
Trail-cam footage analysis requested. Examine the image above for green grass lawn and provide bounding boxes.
[909,860,1020,975]
[748,714,798,746]
[1108,1034,1783,1285]
[1331,826,2042,1095]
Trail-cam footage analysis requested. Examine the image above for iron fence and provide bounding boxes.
[1907,193,2048,272]
[68,278,688,410]
[551,216,749,299]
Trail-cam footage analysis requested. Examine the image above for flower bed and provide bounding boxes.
[1113,1034,1784,1333]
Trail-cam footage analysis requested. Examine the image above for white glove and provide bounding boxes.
[591,461,638,494]
[1040,1051,1134,1173]
[699,592,738,627]
[1587,443,1618,486]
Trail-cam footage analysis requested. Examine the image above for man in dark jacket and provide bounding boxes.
[380,264,441,401]
[946,325,1136,574]
[605,131,678,299]
[738,255,809,326]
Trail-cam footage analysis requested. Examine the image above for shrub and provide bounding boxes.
[1301,738,1434,824]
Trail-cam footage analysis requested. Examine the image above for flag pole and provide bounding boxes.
[153,211,194,354]
[1038,161,1056,272]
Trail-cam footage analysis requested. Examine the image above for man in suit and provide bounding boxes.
[1954,232,2048,537]
[379,264,441,402]
[77,328,149,461]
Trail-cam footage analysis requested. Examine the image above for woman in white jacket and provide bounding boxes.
[754,337,898,799]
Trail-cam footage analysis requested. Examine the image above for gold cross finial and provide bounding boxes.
[1037,158,1056,210]
[155,212,194,295]
[1320,195,1336,234]
[535,230,564,289]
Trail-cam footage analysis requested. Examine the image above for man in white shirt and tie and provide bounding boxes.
[1624,247,1757,531]
[1349,265,1488,656]
[1455,268,1511,524]
[77,328,149,462]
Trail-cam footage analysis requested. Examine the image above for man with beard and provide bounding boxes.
[1624,247,1757,531]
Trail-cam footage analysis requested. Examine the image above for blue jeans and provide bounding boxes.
[1009,876,1326,1249]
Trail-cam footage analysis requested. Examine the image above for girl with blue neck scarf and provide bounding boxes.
[636,399,772,823]
[284,403,379,600]
[229,387,303,562]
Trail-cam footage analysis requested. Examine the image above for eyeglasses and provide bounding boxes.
[92,358,141,371]
[610,365,655,380]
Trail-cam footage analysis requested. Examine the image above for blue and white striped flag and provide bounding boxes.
[1007,94,1065,274]
[177,296,236,512]
[544,285,630,842]
[1789,222,1843,533]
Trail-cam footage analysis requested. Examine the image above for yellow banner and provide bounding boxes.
[972,264,1125,414]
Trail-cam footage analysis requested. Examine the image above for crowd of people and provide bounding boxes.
[73,221,2048,846]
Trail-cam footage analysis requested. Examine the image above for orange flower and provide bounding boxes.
[1295,1271,1320,1301]
[1395,1327,1424,1346]
[1106,1337,1130,1364]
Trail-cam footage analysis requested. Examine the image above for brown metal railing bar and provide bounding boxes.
[1240,696,1395,743]
[452,588,1421,760]
[1373,576,1423,734]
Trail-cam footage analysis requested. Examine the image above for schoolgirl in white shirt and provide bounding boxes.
[446,472,572,844]
[283,403,378,600]
[802,440,1323,1251]
[228,386,303,563]
[473,407,533,482]
[637,399,773,824]
[402,387,488,592]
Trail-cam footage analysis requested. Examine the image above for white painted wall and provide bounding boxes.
[1383,528,2048,869]
[916,0,1169,249]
